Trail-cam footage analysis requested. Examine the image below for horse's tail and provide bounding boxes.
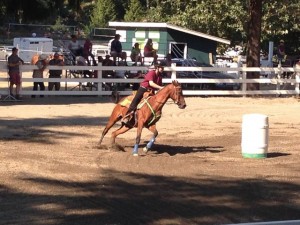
[111,90,120,104]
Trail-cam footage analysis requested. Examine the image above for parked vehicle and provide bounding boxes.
[170,58,240,90]
[13,37,53,63]
[0,45,13,61]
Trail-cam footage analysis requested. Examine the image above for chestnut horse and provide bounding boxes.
[99,80,187,156]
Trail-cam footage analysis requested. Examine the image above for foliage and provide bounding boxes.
[0,0,299,54]
[89,0,117,28]
[124,0,145,22]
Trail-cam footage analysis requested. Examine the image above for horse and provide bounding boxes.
[99,80,187,156]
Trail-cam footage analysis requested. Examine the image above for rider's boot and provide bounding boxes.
[121,111,134,125]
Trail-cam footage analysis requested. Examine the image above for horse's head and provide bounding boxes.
[170,80,186,109]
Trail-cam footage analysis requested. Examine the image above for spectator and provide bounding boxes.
[277,40,286,62]
[144,39,158,63]
[7,47,24,100]
[115,52,128,78]
[164,53,172,78]
[68,34,82,62]
[130,43,143,65]
[83,37,96,65]
[48,52,64,91]
[32,54,47,98]
[110,34,122,65]
[102,55,114,78]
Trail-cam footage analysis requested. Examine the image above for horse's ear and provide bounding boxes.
[172,80,179,86]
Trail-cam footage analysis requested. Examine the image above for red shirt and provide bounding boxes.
[140,70,162,91]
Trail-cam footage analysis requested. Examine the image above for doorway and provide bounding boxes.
[170,42,187,58]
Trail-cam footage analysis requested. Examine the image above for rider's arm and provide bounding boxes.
[149,80,163,90]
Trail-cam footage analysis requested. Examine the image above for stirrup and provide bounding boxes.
[121,112,134,124]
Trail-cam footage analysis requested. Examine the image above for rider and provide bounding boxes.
[122,63,165,125]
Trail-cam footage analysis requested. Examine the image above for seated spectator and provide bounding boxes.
[76,56,93,78]
[102,55,114,78]
[130,43,143,65]
[115,52,128,78]
[164,53,172,78]
[144,38,158,63]
[68,34,83,62]
[48,52,64,91]
[110,34,122,65]
[83,37,96,65]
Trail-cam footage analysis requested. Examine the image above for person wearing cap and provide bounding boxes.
[48,52,64,91]
[277,40,286,62]
[7,47,24,100]
[121,63,164,125]
[110,34,123,65]
[31,54,48,98]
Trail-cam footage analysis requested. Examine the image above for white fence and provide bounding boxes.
[0,63,299,98]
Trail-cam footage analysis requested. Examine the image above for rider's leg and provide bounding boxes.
[122,87,147,123]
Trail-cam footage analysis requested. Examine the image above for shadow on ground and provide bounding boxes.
[0,169,299,225]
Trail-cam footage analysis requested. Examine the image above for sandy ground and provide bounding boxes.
[0,96,300,225]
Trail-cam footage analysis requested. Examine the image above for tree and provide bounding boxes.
[124,0,145,22]
[89,0,117,28]
[246,0,263,91]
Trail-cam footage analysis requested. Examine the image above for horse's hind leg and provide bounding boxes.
[110,125,131,146]
[99,106,124,145]
[143,124,158,153]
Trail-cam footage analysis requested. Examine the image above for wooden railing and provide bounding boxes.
[0,63,299,98]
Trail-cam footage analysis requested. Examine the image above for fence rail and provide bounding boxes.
[0,63,299,98]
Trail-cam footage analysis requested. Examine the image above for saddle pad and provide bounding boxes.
[119,91,153,108]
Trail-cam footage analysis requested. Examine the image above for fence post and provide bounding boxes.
[276,61,282,97]
[242,64,247,97]
[295,64,300,98]
[171,63,177,80]
[97,62,103,96]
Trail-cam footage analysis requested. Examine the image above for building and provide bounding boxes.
[108,22,230,64]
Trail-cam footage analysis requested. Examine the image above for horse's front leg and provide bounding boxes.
[143,124,158,153]
[132,123,144,156]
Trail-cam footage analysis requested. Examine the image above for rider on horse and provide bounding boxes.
[122,63,165,125]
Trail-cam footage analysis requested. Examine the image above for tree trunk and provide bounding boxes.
[246,0,263,90]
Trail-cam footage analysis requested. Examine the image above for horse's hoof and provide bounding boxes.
[143,146,149,153]
[132,152,138,156]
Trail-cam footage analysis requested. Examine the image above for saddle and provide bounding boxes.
[119,91,153,108]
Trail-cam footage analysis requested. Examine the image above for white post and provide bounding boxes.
[268,41,274,67]
[242,64,247,97]
[171,63,177,81]
[97,62,103,96]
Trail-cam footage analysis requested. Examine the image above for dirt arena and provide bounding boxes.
[0,96,299,225]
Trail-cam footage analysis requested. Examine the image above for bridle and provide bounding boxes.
[173,84,182,105]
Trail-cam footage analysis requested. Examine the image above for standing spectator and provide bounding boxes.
[48,52,64,91]
[164,53,172,78]
[7,47,24,100]
[110,34,122,65]
[68,34,82,62]
[277,40,286,63]
[83,37,96,65]
[130,43,143,65]
[144,39,158,63]
[32,54,47,98]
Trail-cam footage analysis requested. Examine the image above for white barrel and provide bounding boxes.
[241,114,269,158]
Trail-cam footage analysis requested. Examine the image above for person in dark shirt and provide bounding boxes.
[48,52,64,91]
[110,34,123,65]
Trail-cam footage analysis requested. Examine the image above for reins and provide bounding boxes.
[145,83,182,125]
